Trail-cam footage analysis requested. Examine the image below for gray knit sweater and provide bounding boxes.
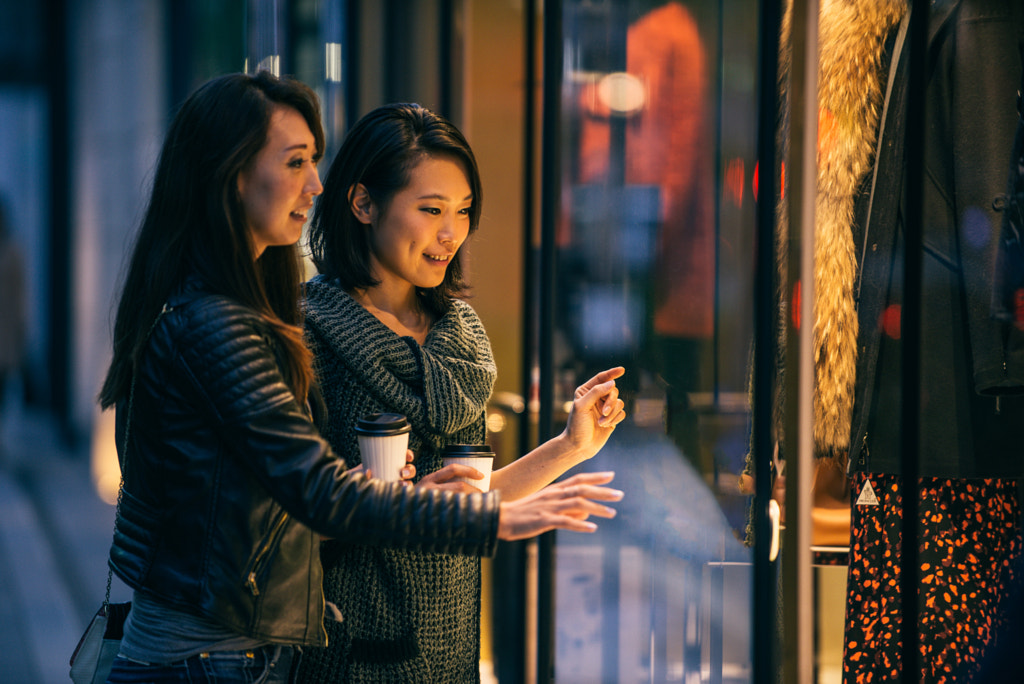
[296,275,497,683]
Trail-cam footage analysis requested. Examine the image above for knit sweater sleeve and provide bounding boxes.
[417,299,497,437]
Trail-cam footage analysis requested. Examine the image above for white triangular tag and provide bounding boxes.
[856,479,879,506]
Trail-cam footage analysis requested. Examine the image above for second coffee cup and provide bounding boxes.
[441,444,495,491]
[355,413,412,482]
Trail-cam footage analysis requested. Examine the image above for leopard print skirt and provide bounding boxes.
[842,474,1022,683]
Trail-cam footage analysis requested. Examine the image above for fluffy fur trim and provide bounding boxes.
[779,0,906,463]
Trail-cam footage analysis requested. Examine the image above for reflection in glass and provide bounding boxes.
[551,1,758,681]
[325,42,343,83]
[245,0,283,76]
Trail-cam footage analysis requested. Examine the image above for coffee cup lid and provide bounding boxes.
[441,444,495,457]
[355,413,411,436]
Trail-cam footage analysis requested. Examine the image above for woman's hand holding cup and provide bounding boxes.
[416,463,488,493]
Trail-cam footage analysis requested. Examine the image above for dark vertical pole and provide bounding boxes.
[167,0,192,113]
[600,6,627,682]
[536,0,562,681]
[343,1,360,120]
[488,1,538,681]
[606,3,627,189]
[284,0,295,76]
[383,0,412,103]
[46,0,71,437]
[712,0,725,403]
[439,0,453,118]
[520,0,538,477]
[242,0,249,70]
[900,1,927,680]
[752,0,781,682]
[317,0,348,164]
[710,563,725,684]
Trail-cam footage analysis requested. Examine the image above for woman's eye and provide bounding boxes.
[289,158,308,169]
[422,207,441,215]
[459,206,472,216]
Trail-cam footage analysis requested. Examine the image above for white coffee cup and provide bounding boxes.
[355,413,412,482]
[441,444,495,492]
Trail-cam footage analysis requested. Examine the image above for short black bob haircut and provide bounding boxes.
[307,103,482,317]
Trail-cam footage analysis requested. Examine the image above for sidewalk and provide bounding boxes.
[0,398,129,684]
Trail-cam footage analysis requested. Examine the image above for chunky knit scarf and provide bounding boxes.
[296,275,497,684]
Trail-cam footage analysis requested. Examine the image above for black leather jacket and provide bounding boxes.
[108,278,501,647]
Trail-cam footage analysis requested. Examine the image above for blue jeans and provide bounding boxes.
[106,644,301,683]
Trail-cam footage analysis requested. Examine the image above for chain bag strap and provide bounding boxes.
[69,304,171,684]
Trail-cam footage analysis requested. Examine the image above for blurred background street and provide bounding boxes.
[0,387,131,684]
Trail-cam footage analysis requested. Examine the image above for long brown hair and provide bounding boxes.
[99,71,325,409]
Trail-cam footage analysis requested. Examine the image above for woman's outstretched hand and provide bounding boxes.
[563,367,627,458]
[497,471,623,541]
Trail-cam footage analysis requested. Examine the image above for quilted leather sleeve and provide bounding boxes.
[173,296,501,558]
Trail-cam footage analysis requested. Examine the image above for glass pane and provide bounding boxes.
[245,0,285,75]
[551,1,760,681]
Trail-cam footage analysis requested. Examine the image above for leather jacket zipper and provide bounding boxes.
[246,510,289,597]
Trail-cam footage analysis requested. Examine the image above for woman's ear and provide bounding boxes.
[349,183,375,225]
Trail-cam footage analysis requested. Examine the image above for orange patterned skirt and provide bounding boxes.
[842,474,1022,683]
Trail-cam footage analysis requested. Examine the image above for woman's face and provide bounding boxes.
[359,155,473,291]
[238,105,322,258]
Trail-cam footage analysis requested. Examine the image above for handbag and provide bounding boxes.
[69,306,168,683]
[69,600,131,684]
[68,415,135,684]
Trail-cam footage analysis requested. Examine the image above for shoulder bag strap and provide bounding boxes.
[103,303,172,608]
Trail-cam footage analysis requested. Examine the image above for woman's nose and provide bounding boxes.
[438,214,456,244]
[307,167,323,196]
